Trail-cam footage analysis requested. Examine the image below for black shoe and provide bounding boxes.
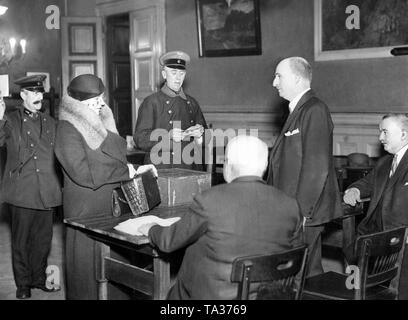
[16,287,31,299]
[31,284,61,293]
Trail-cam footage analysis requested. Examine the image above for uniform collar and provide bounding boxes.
[23,107,40,119]
[161,84,187,100]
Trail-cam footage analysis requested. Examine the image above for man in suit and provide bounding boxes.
[138,135,302,299]
[267,57,343,277]
[0,75,62,299]
[343,113,408,299]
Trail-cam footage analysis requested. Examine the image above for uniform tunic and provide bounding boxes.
[0,107,62,208]
[133,85,207,170]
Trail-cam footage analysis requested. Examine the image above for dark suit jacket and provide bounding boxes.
[352,150,408,235]
[148,176,302,300]
[267,90,343,226]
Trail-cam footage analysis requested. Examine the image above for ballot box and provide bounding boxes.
[157,168,211,207]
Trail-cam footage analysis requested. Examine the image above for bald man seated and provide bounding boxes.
[137,135,303,300]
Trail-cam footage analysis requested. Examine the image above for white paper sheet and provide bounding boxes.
[114,215,181,236]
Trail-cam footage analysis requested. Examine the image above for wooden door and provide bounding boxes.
[129,7,164,127]
[106,14,132,137]
[61,17,104,98]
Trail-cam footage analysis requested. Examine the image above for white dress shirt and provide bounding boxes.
[288,88,311,114]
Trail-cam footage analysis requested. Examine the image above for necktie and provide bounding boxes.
[390,154,398,177]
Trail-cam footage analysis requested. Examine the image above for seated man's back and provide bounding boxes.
[143,136,302,299]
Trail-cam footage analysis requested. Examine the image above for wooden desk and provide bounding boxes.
[64,205,190,300]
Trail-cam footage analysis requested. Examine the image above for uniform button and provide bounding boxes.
[171,152,174,155]
[190,120,194,123]
[169,120,173,124]
[23,119,27,122]
[189,110,193,113]
[46,130,50,134]
[166,101,170,104]
[187,101,191,104]
[30,143,34,147]
[43,118,47,121]
[34,156,37,160]
[168,110,172,114]
[36,169,40,173]
[27,131,31,135]
[50,142,53,146]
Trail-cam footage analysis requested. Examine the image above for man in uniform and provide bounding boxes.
[133,51,208,170]
[0,75,62,299]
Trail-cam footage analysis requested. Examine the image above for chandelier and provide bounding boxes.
[0,37,26,67]
[0,5,26,67]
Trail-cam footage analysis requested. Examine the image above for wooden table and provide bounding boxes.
[64,205,190,300]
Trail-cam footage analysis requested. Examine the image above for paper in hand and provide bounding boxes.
[114,215,181,236]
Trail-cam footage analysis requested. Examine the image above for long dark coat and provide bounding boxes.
[148,176,302,299]
[0,106,62,209]
[55,96,131,300]
[133,86,207,170]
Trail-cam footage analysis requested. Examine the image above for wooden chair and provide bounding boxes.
[304,226,408,300]
[231,246,308,300]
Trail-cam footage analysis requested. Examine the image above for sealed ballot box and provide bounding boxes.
[119,170,161,216]
[157,168,211,207]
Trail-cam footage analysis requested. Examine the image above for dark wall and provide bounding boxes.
[166,0,408,113]
[0,0,64,95]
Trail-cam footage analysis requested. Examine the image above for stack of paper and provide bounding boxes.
[114,215,181,236]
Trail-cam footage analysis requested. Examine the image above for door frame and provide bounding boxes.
[96,0,166,128]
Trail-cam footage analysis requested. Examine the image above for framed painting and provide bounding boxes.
[314,0,408,61]
[196,0,262,57]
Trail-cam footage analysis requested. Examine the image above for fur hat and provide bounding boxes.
[67,74,105,101]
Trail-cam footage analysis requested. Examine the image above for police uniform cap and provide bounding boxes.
[159,51,190,70]
[15,75,46,92]
[67,74,105,101]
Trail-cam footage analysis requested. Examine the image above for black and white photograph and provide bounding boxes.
[1,0,408,308]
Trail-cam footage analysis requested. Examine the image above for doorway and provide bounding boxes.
[106,13,132,137]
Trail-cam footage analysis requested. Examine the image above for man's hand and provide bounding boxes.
[343,187,361,206]
[184,124,204,138]
[0,91,5,120]
[136,164,158,177]
[137,222,157,237]
[170,128,184,142]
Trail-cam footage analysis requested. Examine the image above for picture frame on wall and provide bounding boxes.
[196,0,262,57]
[26,72,51,92]
[69,61,97,80]
[314,0,408,61]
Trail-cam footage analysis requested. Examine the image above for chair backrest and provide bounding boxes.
[354,226,408,299]
[231,246,308,300]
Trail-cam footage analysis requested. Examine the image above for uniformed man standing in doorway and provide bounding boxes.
[0,75,62,299]
[133,51,208,170]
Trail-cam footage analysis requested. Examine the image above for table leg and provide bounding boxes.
[95,242,110,300]
[153,249,170,300]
